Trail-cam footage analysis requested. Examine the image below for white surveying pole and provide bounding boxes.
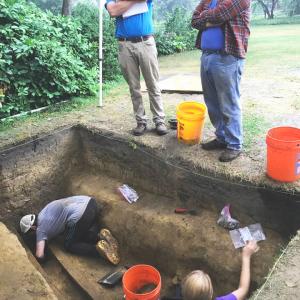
[98,0,104,107]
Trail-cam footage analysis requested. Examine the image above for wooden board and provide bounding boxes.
[142,74,203,94]
[49,242,124,300]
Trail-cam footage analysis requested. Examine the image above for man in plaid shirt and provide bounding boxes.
[191,0,251,162]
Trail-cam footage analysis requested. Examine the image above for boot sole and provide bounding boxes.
[96,240,120,265]
[99,229,119,252]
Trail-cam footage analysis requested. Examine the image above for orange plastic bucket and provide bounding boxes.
[176,101,206,144]
[123,265,161,300]
[266,126,300,182]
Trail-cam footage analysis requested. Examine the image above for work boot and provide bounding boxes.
[96,239,120,265]
[132,123,147,136]
[219,149,242,162]
[156,122,168,136]
[202,139,227,151]
[99,229,119,253]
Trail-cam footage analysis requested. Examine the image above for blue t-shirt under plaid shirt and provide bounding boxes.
[105,0,153,38]
[200,0,225,50]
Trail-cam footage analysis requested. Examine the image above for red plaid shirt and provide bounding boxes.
[191,0,251,58]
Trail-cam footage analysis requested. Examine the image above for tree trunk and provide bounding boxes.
[270,0,279,19]
[257,0,272,18]
[295,1,300,15]
[257,0,279,19]
[62,0,72,16]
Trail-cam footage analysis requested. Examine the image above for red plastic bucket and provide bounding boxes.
[266,126,300,182]
[123,265,161,300]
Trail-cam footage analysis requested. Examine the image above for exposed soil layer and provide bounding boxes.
[0,222,57,300]
[250,231,300,300]
[0,126,299,299]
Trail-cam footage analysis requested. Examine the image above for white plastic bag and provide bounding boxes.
[118,184,139,204]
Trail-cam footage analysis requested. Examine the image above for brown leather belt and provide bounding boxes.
[118,35,152,43]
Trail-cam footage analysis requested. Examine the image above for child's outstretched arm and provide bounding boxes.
[232,240,259,300]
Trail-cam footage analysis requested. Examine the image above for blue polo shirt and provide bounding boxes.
[201,0,224,50]
[106,0,153,38]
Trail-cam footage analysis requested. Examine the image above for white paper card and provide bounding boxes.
[230,223,266,249]
[238,227,253,242]
[123,2,148,18]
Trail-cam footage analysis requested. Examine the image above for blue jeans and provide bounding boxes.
[201,52,245,150]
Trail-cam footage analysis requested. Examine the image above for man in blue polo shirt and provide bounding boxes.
[106,0,167,136]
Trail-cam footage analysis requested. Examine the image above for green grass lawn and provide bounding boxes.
[247,24,300,71]
[159,24,300,75]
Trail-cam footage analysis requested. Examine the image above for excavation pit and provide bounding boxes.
[0,125,299,299]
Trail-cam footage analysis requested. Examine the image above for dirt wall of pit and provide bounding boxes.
[0,222,57,300]
[0,127,82,226]
[78,127,300,236]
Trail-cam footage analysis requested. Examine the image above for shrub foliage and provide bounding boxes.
[0,0,97,118]
[155,7,197,55]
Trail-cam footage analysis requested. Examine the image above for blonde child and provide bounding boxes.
[182,240,259,300]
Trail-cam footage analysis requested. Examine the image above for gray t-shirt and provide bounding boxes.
[36,195,91,242]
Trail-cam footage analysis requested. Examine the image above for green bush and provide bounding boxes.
[0,0,97,118]
[72,3,99,70]
[155,7,197,56]
[102,13,121,81]
[72,3,99,43]
[73,4,121,82]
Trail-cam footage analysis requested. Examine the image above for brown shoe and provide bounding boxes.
[219,149,242,162]
[156,122,168,135]
[96,240,120,265]
[132,123,147,136]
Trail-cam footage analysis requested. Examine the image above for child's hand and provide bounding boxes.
[242,240,259,258]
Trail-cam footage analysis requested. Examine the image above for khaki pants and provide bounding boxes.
[118,37,165,125]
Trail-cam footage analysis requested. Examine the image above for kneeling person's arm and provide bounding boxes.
[36,240,46,261]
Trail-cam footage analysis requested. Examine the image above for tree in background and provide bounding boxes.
[62,0,72,16]
[254,0,279,18]
[154,0,198,20]
[29,0,79,15]
[284,0,300,16]
[28,0,61,13]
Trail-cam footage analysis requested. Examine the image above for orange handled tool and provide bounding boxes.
[174,208,197,215]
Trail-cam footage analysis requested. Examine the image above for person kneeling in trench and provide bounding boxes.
[19,195,120,265]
